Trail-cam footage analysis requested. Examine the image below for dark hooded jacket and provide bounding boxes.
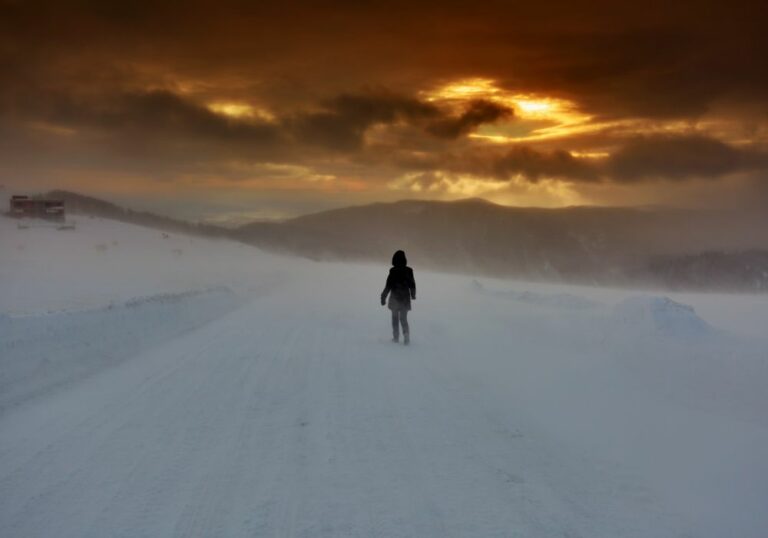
[381,250,416,311]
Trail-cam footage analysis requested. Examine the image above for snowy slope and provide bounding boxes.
[0,212,287,314]
[1,213,767,537]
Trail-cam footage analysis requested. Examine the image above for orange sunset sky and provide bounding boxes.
[1,0,766,223]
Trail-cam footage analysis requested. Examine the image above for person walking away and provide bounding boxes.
[380,250,416,345]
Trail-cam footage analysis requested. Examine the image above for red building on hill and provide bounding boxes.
[9,195,66,222]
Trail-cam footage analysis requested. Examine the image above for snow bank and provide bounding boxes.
[612,295,712,339]
[0,287,241,410]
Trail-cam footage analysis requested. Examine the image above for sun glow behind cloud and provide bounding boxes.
[514,98,553,115]
[391,171,508,196]
[423,78,594,142]
[426,78,500,99]
[207,102,275,121]
[424,78,713,151]
[402,79,601,201]
[388,170,584,207]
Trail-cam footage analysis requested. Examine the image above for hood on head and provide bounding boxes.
[392,250,407,267]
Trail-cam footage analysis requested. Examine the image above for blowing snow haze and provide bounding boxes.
[1,0,767,220]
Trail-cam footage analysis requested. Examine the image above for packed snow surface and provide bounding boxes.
[1,214,768,537]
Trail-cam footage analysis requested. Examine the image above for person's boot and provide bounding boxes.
[392,332,399,343]
[403,333,410,345]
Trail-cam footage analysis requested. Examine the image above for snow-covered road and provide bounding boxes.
[2,215,767,537]
[0,283,681,537]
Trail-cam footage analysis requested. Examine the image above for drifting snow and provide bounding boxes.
[472,279,601,309]
[1,213,768,537]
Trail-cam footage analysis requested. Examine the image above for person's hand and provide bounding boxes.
[380,297,386,306]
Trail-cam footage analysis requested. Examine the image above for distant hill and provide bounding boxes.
[25,191,768,290]
[235,198,768,288]
[45,190,228,239]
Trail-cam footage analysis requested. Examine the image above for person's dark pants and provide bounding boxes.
[391,309,409,339]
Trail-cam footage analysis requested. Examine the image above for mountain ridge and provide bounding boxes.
[13,190,768,290]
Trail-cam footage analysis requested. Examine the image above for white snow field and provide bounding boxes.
[1,212,768,538]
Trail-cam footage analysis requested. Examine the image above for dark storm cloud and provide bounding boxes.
[62,90,280,143]
[443,146,598,183]
[2,84,510,149]
[291,93,513,150]
[2,0,766,119]
[0,87,285,173]
[411,135,768,185]
[289,92,438,151]
[0,83,512,181]
[426,100,513,139]
[0,86,290,181]
[111,92,277,141]
[606,135,768,181]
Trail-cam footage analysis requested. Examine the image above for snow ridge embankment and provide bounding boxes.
[0,287,242,411]
[612,295,713,340]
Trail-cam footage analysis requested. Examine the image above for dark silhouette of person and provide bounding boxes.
[381,250,416,344]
